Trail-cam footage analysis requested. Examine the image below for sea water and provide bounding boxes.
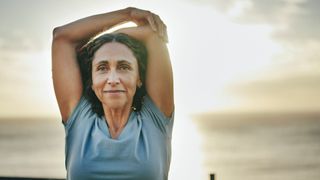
[0,118,65,178]
[1,113,320,180]
[193,112,320,180]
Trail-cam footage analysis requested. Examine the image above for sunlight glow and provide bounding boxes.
[227,0,252,18]
[169,112,206,180]
[0,1,288,179]
[168,2,283,114]
[0,49,58,117]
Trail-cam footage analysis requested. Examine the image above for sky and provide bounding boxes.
[0,0,319,117]
[0,0,319,179]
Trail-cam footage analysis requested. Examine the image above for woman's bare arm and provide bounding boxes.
[115,25,174,117]
[52,8,156,122]
[52,7,168,121]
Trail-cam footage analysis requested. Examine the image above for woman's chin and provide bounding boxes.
[103,99,129,110]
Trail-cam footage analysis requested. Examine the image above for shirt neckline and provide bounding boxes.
[100,112,135,140]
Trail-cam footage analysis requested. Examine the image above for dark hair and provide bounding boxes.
[77,33,148,116]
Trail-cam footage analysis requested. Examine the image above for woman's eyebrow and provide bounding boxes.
[118,60,132,65]
[95,60,109,66]
[94,59,133,67]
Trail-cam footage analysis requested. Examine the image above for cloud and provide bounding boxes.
[0,33,42,54]
[0,1,51,55]
[227,73,320,112]
[275,0,320,42]
[196,0,320,113]
[239,0,320,43]
[274,40,320,72]
[241,0,320,43]
[0,0,98,54]
[190,0,320,43]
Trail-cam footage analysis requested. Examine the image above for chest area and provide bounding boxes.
[67,119,168,180]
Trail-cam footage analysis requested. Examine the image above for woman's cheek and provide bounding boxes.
[94,74,106,85]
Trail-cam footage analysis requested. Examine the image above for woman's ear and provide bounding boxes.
[137,80,142,88]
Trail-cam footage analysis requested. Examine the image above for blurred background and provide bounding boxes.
[0,0,319,179]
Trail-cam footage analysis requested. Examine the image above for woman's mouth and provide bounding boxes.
[103,90,126,93]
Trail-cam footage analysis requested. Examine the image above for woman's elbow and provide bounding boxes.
[52,27,61,40]
[52,26,70,41]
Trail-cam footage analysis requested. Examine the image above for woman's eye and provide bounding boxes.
[119,65,131,71]
[97,65,108,71]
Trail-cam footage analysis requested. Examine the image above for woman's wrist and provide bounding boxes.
[120,7,134,21]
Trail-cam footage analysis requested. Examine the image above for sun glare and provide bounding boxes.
[0,1,286,179]
[168,2,282,114]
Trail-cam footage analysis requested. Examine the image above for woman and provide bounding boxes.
[51,7,174,180]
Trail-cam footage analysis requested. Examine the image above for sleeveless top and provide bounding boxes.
[63,95,174,180]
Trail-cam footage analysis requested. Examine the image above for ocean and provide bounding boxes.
[0,113,319,180]
[193,112,320,180]
[0,118,65,178]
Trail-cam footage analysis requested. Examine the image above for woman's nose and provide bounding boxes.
[107,70,120,86]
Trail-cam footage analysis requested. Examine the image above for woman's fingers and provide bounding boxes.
[153,14,162,36]
[130,8,156,31]
[129,7,168,42]
[153,14,168,42]
[147,15,157,32]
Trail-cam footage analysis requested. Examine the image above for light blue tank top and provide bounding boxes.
[63,95,174,180]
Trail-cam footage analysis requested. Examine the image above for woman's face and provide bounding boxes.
[91,42,140,111]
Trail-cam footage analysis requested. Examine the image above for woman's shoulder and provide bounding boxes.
[141,95,174,120]
[63,96,94,130]
[140,95,174,136]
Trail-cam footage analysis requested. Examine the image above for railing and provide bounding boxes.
[210,173,215,180]
[0,178,64,180]
[0,173,215,180]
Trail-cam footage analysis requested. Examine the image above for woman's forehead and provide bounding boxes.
[93,42,137,64]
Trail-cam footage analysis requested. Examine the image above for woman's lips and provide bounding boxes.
[103,90,125,97]
[103,90,126,93]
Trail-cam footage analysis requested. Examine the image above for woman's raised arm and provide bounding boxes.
[52,7,164,122]
[116,23,174,117]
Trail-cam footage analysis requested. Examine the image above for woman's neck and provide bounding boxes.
[103,106,132,139]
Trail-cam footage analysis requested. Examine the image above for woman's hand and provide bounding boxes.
[127,7,168,42]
